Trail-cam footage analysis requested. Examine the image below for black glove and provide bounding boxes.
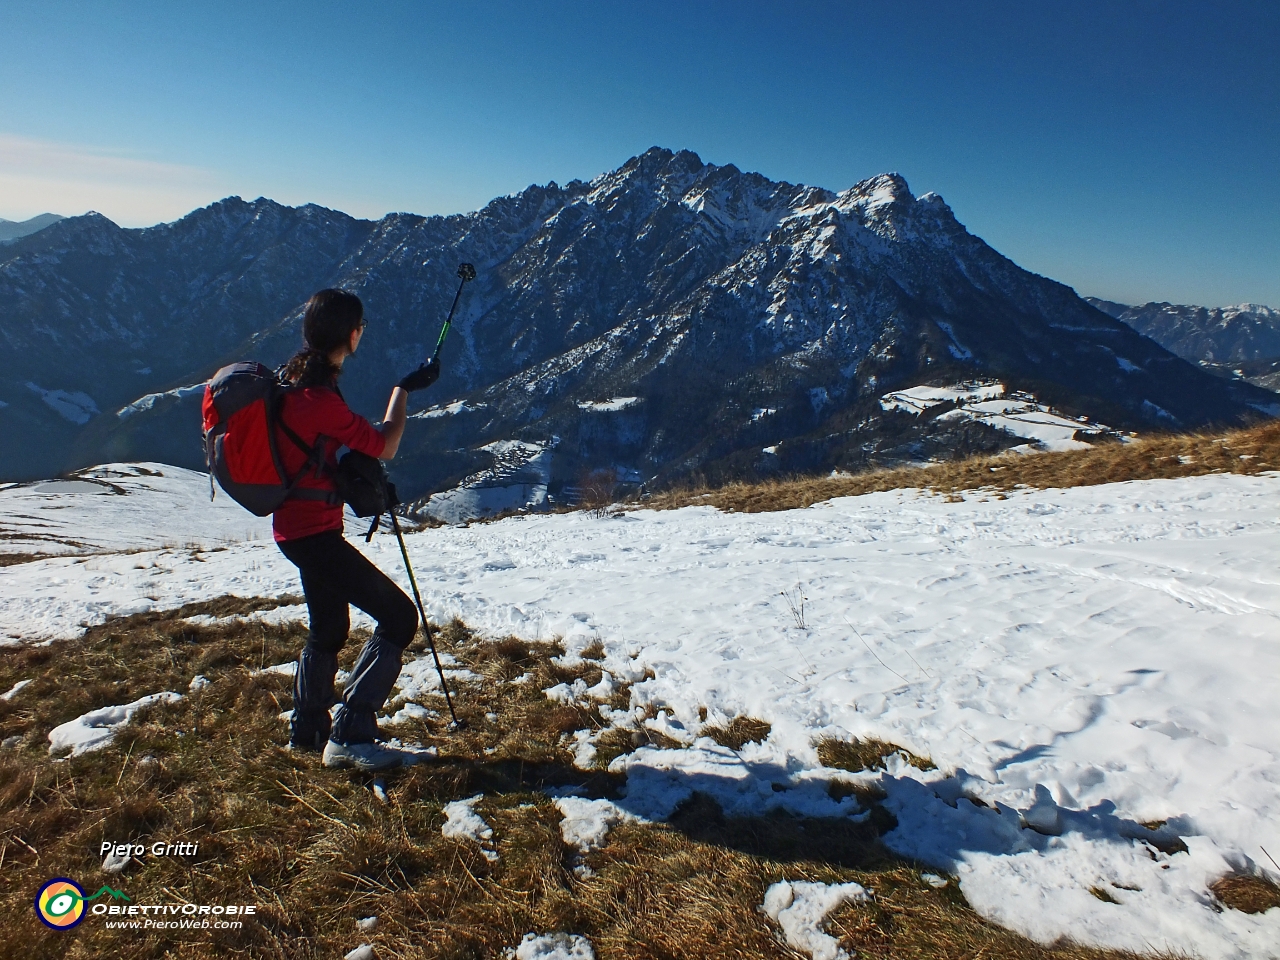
[398,357,440,392]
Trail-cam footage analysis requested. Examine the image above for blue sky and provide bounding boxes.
[2,0,1276,307]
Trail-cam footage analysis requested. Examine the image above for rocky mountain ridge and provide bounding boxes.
[1,148,1274,500]
[1087,297,1280,363]
[1087,297,1280,394]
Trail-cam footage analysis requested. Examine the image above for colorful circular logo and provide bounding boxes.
[35,878,86,929]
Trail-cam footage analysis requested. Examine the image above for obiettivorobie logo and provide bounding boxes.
[35,878,130,930]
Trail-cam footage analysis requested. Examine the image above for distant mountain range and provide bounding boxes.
[1087,298,1280,392]
[0,213,63,243]
[1,149,1276,503]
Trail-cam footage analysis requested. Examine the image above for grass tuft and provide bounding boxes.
[702,716,772,751]
[817,736,937,773]
[1210,874,1280,914]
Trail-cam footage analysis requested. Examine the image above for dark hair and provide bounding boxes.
[282,289,364,387]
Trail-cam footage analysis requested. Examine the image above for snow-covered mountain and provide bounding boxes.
[1088,298,1280,364]
[1088,298,1280,395]
[1,148,1274,490]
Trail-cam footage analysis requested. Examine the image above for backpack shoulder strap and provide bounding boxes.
[271,387,338,503]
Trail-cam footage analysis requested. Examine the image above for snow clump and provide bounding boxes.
[47,692,183,756]
[761,880,870,960]
[505,932,595,960]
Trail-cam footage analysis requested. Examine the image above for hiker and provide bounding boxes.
[273,288,440,771]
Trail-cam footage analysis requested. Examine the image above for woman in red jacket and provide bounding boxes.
[275,288,438,771]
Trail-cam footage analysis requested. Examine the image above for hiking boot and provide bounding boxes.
[321,739,405,772]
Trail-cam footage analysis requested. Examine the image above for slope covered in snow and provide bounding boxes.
[2,468,1278,956]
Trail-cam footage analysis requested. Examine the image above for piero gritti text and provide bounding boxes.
[100,841,199,858]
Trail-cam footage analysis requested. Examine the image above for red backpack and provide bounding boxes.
[201,362,334,516]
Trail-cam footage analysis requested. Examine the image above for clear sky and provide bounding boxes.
[2,0,1276,308]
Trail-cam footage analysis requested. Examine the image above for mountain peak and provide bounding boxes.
[839,172,913,209]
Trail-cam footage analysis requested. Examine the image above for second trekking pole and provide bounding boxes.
[389,509,464,730]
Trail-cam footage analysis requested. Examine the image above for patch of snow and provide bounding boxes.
[809,387,829,415]
[882,382,1116,452]
[553,796,638,853]
[25,381,99,424]
[344,946,375,960]
[411,398,486,420]
[935,320,973,361]
[187,675,210,692]
[545,679,588,704]
[47,692,183,755]
[116,382,204,419]
[1143,400,1178,422]
[506,932,595,960]
[763,445,779,455]
[357,916,379,932]
[751,407,777,421]
[576,397,640,412]
[880,381,1005,414]
[419,440,554,524]
[762,880,870,960]
[441,795,499,861]
[938,399,1105,452]
[391,652,476,702]
[252,662,298,678]
[1,679,31,700]
[384,701,435,725]
[1115,355,1141,373]
[0,462,271,557]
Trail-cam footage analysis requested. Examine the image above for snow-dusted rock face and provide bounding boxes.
[1089,298,1280,364]
[1089,297,1280,395]
[1,148,1272,486]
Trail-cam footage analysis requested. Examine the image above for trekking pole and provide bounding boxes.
[428,262,477,363]
[388,510,464,730]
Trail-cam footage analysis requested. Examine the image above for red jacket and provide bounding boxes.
[271,386,386,542]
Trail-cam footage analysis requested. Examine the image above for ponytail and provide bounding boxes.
[282,347,341,388]
[282,289,364,388]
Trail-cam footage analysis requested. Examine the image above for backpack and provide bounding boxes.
[201,361,335,516]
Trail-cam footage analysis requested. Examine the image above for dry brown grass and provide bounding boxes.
[1210,874,1280,914]
[817,736,937,774]
[702,716,772,751]
[0,602,1167,958]
[0,552,58,567]
[645,418,1280,514]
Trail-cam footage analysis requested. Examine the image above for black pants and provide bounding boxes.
[277,530,418,746]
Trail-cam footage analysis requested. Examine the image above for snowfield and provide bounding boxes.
[2,464,1279,956]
